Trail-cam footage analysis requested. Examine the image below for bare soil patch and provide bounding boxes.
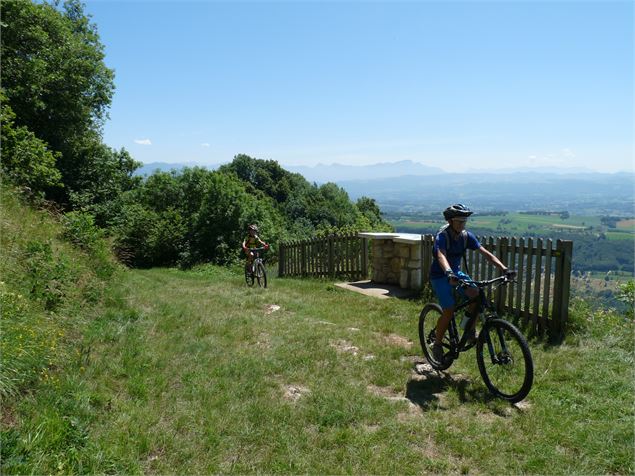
[264,304,281,314]
[376,332,413,349]
[282,384,311,402]
[329,339,359,356]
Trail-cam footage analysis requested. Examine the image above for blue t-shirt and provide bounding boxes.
[430,228,481,279]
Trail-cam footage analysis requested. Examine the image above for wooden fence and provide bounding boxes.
[279,234,573,337]
[278,233,368,280]
[422,235,573,337]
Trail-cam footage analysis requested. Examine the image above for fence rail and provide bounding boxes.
[279,233,572,337]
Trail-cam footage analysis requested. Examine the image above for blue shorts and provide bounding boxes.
[431,271,474,310]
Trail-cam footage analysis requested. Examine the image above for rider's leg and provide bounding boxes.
[435,306,454,343]
[431,276,456,346]
[245,250,254,272]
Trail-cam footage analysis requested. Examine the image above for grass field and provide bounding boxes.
[3,265,633,474]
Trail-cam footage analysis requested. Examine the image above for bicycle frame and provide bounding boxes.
[445,275,510,359]
[248,247,266,270]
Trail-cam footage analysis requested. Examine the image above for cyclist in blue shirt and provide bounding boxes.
[430,204,515,362]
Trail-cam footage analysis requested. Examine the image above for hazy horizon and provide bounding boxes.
[134,158,633,175]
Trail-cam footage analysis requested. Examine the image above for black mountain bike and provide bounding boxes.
[419,275,533,403]
[245,247,267,288]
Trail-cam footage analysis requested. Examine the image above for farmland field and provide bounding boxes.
[391,213,633,241]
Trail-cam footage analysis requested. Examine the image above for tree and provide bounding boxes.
[190,173,253,264]
[0,98,62,194]
[1,0,117,202]
[356,196,392,231]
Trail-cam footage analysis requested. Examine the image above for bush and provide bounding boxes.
[617,281,634,319]
[0,99,62,196]
[61,211,104,250]
[23,240,75,311]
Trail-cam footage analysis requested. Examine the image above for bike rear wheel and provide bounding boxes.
[418,303,453,371]
[476,319,533,403]
[255,262,267,288]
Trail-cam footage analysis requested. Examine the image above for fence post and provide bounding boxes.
[496,237,508,313]
[328,234,335,277]
[278,243,285,277]
[301,241,306,277]
[361,237,369,279]
[552,239,573,338]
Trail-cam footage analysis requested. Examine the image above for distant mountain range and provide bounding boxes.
[285,160,444,182]
[134,159,444,181]
[134,160,633,215]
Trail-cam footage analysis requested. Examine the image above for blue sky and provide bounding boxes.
[85,0,633,172]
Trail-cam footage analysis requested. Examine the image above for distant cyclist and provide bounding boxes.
[430,204,515,362]
[242,224,269,273]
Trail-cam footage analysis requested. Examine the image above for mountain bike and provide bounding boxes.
[244,247,267,288]
[419,274,533,403]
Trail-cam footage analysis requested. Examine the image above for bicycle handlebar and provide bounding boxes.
[457,274,515,289]
[248,246,268,253]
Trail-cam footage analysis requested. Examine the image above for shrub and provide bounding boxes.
[23,240,76,311]
[61,211,104,250]
[617,280,634,319]
[0,99,62,196]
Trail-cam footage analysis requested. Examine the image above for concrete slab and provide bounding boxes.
[358,232,422,244]
[335,280,419,300]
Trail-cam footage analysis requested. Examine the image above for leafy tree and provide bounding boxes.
[0,98,62,194]
[1,0,117,201]
[356,196,392,231]
[190,172,253,264]
[112,204,186,267]
[219,154,297,203]
[68,139,141,225]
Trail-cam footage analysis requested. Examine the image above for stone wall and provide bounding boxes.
[371,239,422,290]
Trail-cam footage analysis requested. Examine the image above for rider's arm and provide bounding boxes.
[436,248,458,282]
[437,248,452,274]
[242,238,248,250]
[256,235,267,247]
[477,246,508,273]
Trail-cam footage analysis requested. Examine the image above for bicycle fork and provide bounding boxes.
[484,325,511,365]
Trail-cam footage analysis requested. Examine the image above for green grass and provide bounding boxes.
[5,265,633,474]
[2,187,633,474]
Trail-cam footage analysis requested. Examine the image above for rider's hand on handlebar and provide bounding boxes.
[264,243,270,250]
[445,269,458,284]
[504,269,517,279]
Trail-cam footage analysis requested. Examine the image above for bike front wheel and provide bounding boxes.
[255,262,267,288]
[418,303,453,371]
[245,265,254,286]
[476,319,533,403]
